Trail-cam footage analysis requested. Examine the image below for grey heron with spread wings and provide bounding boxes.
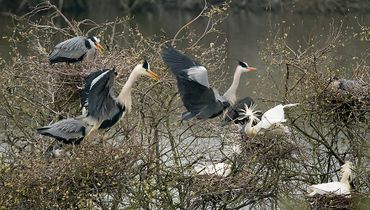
[49,36,105,64]
[37,61,160,144]
[161,45,256,121]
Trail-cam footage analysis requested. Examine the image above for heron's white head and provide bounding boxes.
[89,36,104,54]
[133,60,160,81]
[237,61,257,73]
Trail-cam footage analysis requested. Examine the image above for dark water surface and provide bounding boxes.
[0,8,368,107]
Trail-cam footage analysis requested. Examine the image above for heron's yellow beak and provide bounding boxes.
[95,43,104,53]
[247,67,257,71]
[147,70,160,81]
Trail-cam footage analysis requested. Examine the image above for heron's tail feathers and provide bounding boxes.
[37,126,50,134]
[238,103,261,123]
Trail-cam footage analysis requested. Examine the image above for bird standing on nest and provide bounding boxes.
[239,103,299,137]
[48,36,104,64]
[37,60,160,145]
[162,45,256,121]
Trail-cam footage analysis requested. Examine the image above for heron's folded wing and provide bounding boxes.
[87,69,118,122]
[37,117,88,140]
[49,36,89,61]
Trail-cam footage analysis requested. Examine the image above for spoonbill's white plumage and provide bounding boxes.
[307,162,352,197]
[239,103,299,137]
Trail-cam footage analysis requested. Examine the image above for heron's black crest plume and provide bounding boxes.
[143,60,149,69]
[239,61,248,68]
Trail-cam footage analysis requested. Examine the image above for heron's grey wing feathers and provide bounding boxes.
[178,78,224,120]
[162,46,210,87]
[37,117,90,142]
[49,36,88,61]
[80,69,107,109]
[87,70,118,122]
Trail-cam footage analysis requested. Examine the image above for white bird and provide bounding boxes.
[307,162,352,197]
[239,103,299,137]
[194,162,232,177]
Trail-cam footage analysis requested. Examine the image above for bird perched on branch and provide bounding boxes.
[49,36,104,64]
[307,162,352,197]
[37,60,160,144]
[162,45,256,120]
[239,103,299,137]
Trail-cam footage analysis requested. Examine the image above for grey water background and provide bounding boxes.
[0,7,368,107]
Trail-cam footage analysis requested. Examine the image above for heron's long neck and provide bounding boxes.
[340,170,351,185]
[223,67,242,105]
[118,70,140,113]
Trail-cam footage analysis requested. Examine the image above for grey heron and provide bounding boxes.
[49,36,104,64]
[161,45,256,120]
[307,162,352,197]
[37,60,160,144]
[239,103,299,137]
[330,77,368,92]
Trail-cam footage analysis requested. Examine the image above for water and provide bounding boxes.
[0,9,368,108]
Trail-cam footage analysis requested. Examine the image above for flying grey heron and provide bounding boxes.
[239,103,299,137]
[161,45,256,120]
[37,60,160,144]
[48,36,104,64]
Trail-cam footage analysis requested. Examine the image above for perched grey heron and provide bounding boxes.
[37,60,160,144]
[330,77,368,92]
[49,36,104,64]
[161,45,256,120]
[239,103,299,137]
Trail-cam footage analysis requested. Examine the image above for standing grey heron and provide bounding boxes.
[161,45,256,120]
[49,36,104,64]
[37,60,160,144]
[239,103,299,137]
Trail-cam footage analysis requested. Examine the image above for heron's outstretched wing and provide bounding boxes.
[162,46,226,120]
[221,97,255,126]
[178,79,225,120]
[49,36,89,63]
[80,69,107,110]
[86,69,120,123]
[37,116,90,145]
[162,45,209,87]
